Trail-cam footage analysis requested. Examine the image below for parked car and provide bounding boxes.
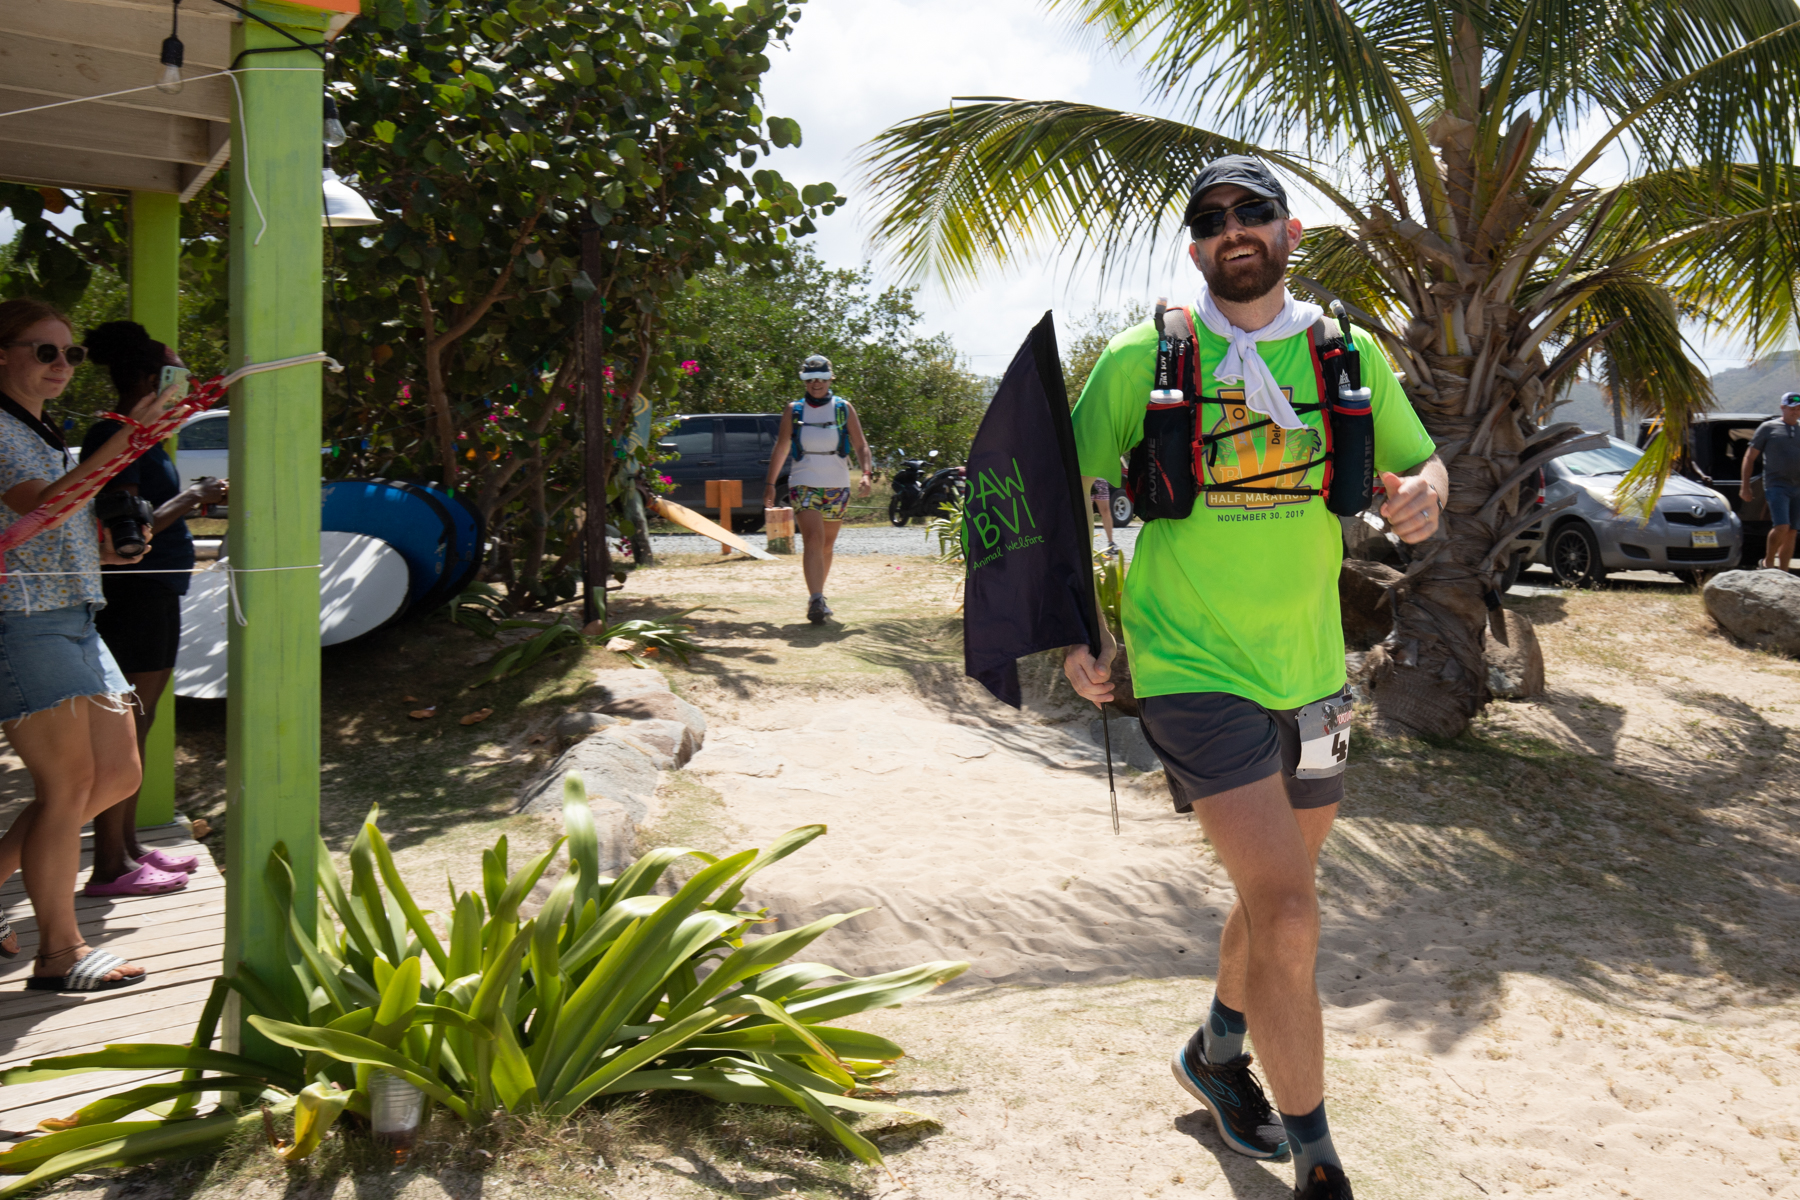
[657,413,788,530]
[1526,435,1741,586]
[1637,413,1775,568]
[176,409,230,514]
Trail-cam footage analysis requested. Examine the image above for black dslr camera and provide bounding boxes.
[94,491,156,559]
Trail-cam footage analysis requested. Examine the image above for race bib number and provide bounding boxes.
[1295,691,1353,779]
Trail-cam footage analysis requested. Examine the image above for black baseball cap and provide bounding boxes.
[1183,156,1291,232]
[1782,392,1800,407]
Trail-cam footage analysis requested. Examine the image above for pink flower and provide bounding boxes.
[659,474,673,485]
[680,360,700,375]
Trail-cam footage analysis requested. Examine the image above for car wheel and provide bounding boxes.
[1110,490,1134,527]
[888,496,909,527]
[1548,522,1606,587]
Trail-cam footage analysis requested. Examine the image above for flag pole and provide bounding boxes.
[1102,702,1120,834]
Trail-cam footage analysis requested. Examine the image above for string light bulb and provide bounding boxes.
[322,94,347,148]
[156,0,185,95]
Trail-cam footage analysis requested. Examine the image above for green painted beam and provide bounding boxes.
[223,6,329,1063]
[127,191,181,829]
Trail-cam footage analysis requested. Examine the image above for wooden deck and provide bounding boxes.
[0,821,222,1136]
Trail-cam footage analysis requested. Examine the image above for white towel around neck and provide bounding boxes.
[1191,283,1322,430]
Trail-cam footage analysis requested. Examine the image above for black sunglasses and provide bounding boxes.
[4,342,87,366]
[1190,198,1284,241]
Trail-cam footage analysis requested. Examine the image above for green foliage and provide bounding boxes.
[1092,545,1125,639]
[1061,307,1141,408]
[668,247,989,463]
[0,781,965,1189]
[927,494,966,566]
[598,612,702,665]
[473,621,587,686]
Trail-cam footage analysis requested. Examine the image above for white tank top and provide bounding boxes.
[787,397,852,488]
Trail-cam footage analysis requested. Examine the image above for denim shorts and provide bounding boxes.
[0,602,130,724]
[1767,482,1800,529]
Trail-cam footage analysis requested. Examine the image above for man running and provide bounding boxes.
[1064,156,1448,1200]
[1743,393,1800,572]
[764,355,873,624]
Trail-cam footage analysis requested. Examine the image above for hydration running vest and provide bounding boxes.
[1125,303,1375,522]
[790,395,852,462]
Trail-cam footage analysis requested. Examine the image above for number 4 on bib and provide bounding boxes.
[1295,691,1353,779]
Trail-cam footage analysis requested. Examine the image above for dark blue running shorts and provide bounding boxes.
[1138,690,1345,813]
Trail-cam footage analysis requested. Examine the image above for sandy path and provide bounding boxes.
[644,580,1800,1199]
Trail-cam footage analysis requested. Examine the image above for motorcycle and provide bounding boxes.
[888,449,966,526]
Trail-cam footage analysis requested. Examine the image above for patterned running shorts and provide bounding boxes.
[791,485,850,520]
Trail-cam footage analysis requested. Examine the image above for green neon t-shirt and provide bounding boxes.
[1071,312,1437,709]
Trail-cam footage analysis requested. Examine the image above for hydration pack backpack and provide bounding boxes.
[790,395,852,462]
[1125,302,1374,522]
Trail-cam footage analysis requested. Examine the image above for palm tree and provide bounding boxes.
[861,0,1800,738]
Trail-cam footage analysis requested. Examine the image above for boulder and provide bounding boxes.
[587,667,707,744]
[555,711,619,740]
[1085,714,1162,772]
[602,718,698,769]
[518,732,660,823]
[1340,559,1401,650]
[1703,569,1800,656]
[1483,610,1545,698]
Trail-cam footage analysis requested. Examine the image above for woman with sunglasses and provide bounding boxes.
[0,298,175,991]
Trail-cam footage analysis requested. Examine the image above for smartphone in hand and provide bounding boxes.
[158,365,191,401]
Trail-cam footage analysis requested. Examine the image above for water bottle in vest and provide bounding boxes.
[1324,300,1375,516]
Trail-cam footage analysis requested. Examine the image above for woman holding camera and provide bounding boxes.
[0,299,174,991]
[80,322,227,897]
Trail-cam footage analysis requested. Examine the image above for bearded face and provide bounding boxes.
[1196,221,1292,304]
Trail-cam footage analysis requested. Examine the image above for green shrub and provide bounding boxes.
[0,778,965,1193]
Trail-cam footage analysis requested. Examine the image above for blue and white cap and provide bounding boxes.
[799,354,833,381]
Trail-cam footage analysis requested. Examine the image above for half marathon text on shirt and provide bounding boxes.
[967,457,1044,569]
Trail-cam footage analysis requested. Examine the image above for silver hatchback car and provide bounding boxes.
[1522,436,1740,585]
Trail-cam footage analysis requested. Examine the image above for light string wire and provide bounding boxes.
[1,65,330,247]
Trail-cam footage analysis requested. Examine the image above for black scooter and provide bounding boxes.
[888,449,966,526]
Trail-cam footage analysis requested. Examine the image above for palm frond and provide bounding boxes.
[857,100,1343,287]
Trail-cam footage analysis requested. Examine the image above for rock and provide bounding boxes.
[600,689,708,745]
[589,666,671,703]
[1483,610,1545,698]
[1704,569,1800,656]
[1339,559,1401,650]
[554,711,619,739]
[517,733,660,823]
[603,718,698,768]
[604,635,636,653]
[1085,714,1162,772]
[686,742,783,777]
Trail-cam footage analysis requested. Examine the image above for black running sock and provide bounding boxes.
[1280,1102,1341,1182]
[1203,995,1248,1063]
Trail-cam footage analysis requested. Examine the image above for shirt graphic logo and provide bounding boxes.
[1203,388,1323,510]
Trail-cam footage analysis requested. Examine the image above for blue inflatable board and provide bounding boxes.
[405,482,486,611]
[321,479,484,615]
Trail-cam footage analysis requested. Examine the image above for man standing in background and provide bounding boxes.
[1744,393,1800,572]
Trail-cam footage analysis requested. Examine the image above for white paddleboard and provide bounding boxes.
[174,531,412,699]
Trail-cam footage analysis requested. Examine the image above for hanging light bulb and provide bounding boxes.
[156,0,184,95]
[322,94,347,148]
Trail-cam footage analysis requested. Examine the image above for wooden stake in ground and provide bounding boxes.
[580,226,609,626]
[705,479,742,554]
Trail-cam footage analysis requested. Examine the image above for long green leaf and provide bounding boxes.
[730,1060,883,1165]
[370,956,423,1048]
[35,1076,276,1131]
[526,865,582,1071]
[686,1024,904,1063]
[597,1063,921,1116]
[368,822,451,976]
[665,910,864,1021]
[316,833,379,966]
[278,1082,350,1162]
[349,812,404,963]
[0,1046,298,1089]
[545,999,753,1119]
[561,772,604,909]
[0,1106,278,1198]
[711,824,827,912]
[783,961,969,1022]
[267,847,353,1017]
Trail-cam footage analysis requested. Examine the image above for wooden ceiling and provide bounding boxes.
[2,0,274,199]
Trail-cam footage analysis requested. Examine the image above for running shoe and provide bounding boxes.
[806,596,826,625]
[1293,1162,1354,1199]
[1171,1032,1288,1159]
[818,596,834,620]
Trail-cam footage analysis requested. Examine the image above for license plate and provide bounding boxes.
[1691,531,1718,547]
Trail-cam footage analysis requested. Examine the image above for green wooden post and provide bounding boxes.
[128,191,181,829]
[223,3,330,1059]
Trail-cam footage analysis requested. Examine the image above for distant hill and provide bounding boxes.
[1705,352,1800,414]
[1541,357,1796,437]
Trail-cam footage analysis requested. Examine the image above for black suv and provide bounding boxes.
[658,413,788,530]
[1638,413,1775,568]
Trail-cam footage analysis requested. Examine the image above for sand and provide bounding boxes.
[633,565,1800,1199]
